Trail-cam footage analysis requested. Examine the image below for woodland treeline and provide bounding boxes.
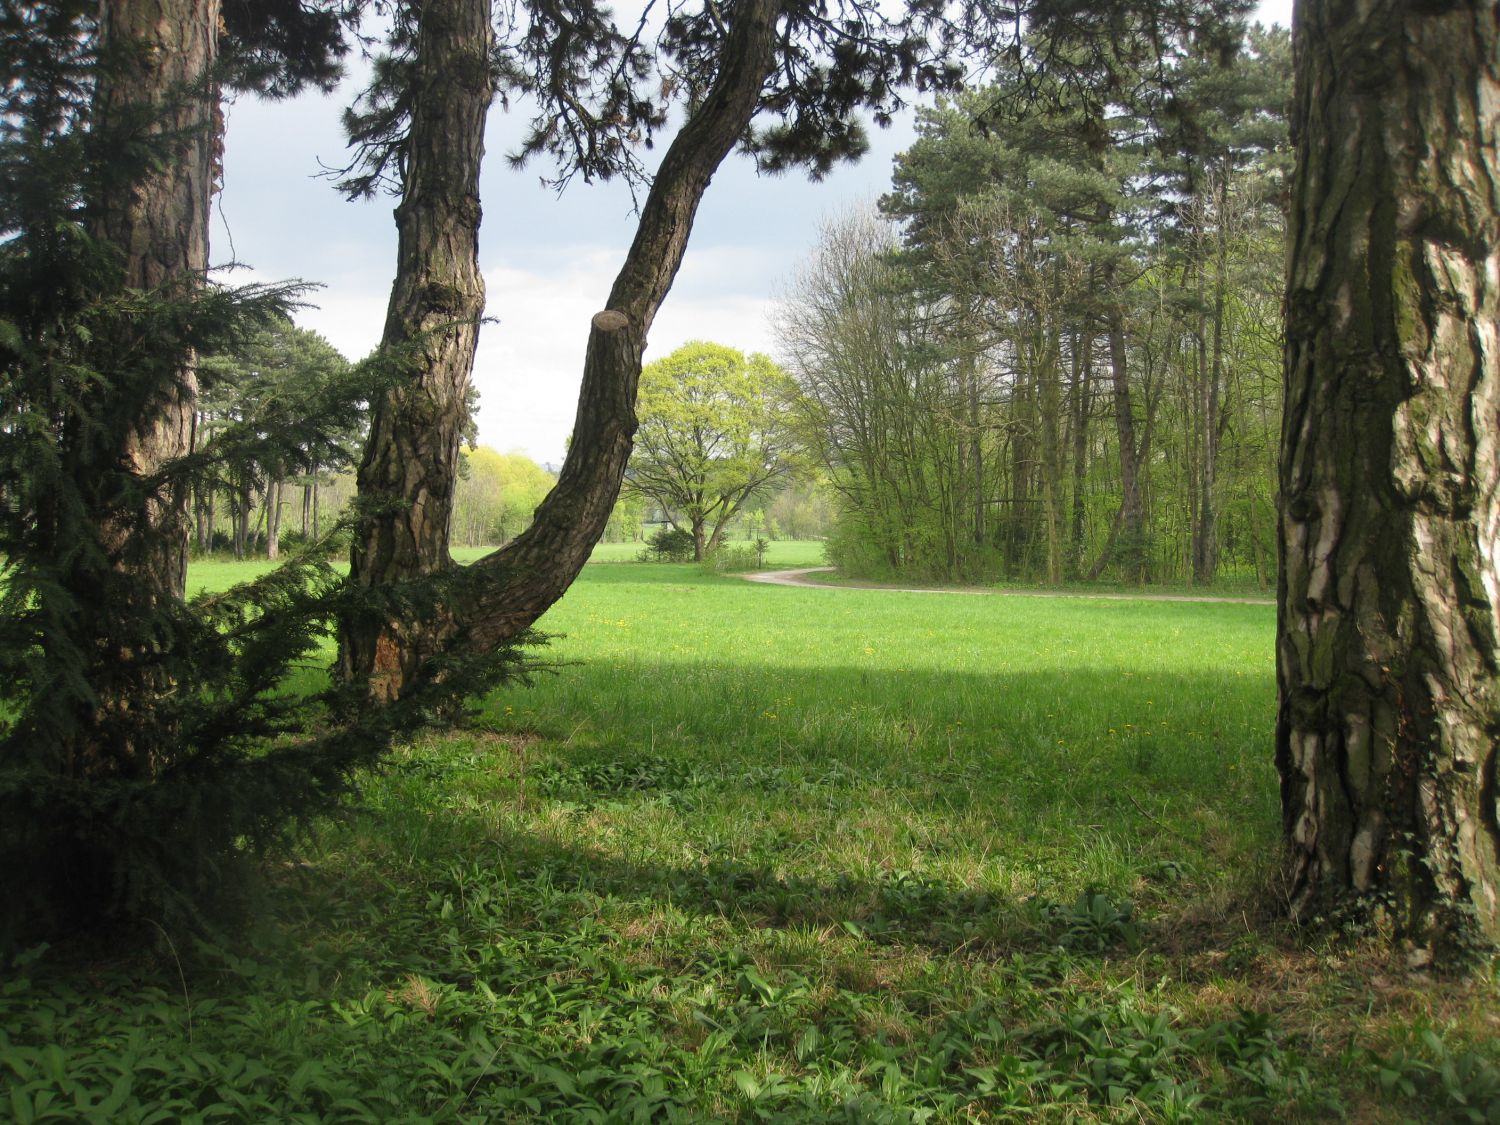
[780,27,1289,586]
[192,325,823,557]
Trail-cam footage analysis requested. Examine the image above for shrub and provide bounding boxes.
[700,545,760,574]
[640,526,695,562]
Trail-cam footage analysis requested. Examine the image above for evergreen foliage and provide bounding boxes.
[0,2,535,946]
[196,318,363,558]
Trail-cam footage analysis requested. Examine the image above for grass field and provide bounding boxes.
[4,557,1498,1122]
[183,538,830,596]
[573,538,829,567]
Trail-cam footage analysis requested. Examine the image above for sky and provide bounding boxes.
[218,1,1294,466]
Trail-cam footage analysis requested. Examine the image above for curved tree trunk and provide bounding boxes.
[92,0,218,598]
[344,0,782,698]
[1277,0,1500,964]
[339,0,495,695]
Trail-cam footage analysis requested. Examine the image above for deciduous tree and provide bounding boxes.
[626,342,801,561]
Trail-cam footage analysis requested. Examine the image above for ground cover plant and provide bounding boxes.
[4,559,1498,1122]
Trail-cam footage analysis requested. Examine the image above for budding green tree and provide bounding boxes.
[626,342,802,561]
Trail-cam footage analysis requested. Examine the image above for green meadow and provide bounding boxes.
[5,555,1497,1122]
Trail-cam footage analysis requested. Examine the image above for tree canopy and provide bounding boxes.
[626,342,802,561]
[780,23,1289,585]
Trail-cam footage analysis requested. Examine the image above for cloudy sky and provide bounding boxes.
[217,1,1293,466]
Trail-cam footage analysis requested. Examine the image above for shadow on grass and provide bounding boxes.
[491,655,1279,827]
[434,830,1128,959]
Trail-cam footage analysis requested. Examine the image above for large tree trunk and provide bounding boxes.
[344,0,782,699]
[91,0,218,599]
[1278,0,1500,964]
[339,0,495,690]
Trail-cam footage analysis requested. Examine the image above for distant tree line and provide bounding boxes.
[193,318,360,559]
[779,25,1289,587]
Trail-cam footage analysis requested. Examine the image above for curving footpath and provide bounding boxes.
[740,566,1273,605]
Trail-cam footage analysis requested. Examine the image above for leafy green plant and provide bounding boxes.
[699,544,760,574]
[639,525,695,562]
[1370,1030,1500,1123]
[1033,891,1142,954]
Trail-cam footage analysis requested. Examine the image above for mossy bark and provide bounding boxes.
[1278,0,1500,963]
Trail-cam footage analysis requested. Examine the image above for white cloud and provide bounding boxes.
[474,248,614,464]
[473,243,780,464]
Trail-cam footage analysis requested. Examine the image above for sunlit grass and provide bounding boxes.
[499,564,1278,909]
[6,557,1496,1122]
[186,538,829,596]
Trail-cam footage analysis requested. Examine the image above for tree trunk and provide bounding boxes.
[1005,378,1033,578]
[340,0,495,690]
[266,477,282,560]
[206,486,215,552]
[194,482,212,554]
[1105,307,1147,584]
[1278,0,1500,964]
[91,0,218,599]
[232,481,250,560]
[1036,322,1065,586]
[1069,333,1091,578]
[343,0,782,699]
[1193,195,1227,587]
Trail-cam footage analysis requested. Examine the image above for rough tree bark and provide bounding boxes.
[92,0,219,598]
[339,0,495,692]
[1278,0,1500,963]
[344,0,783,699]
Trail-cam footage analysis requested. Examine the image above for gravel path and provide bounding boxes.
[740,566,1274,605]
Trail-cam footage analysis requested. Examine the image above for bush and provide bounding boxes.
[699,545,760,574]
[640,526,695,562]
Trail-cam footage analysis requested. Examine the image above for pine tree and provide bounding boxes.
[339,0,975,699]
[1277,0,1500,965]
